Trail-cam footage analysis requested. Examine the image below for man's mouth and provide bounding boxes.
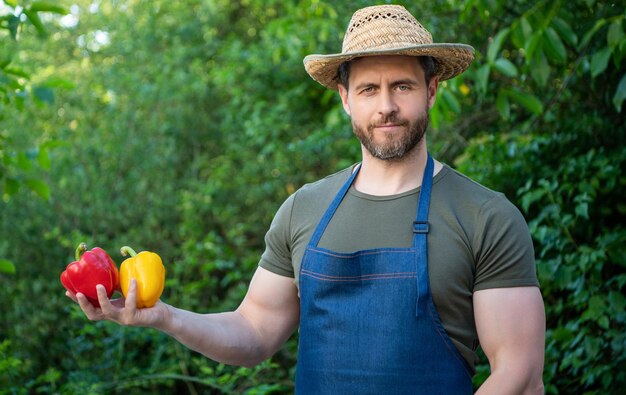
[371,122,406,132]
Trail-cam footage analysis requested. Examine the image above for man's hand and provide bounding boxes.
[66,278,169,329]
[64,267,299,368]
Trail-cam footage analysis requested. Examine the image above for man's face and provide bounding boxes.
[338,55,438,161]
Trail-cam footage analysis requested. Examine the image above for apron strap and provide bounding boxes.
[308,163,361,247]
[413,154,434,316]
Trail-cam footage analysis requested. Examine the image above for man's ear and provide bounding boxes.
[337,84,351,116]
[427,77,439,110]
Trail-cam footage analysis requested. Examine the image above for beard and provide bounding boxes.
[353,109,429,161]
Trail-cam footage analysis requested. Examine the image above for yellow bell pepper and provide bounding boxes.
[119,246,165,308]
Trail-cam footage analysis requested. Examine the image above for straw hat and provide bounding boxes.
[303,5,475,90]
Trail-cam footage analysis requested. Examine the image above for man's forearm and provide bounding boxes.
[70,268,298,368]
[158,304,269,367]
[474,287,546,395]
[476,368,544,395]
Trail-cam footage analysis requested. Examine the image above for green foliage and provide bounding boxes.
[0,0,624,393]
[454,0,625,392]
[0,258,15,274]
[0,0,69,197]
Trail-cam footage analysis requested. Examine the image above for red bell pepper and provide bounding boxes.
[60,243,120,307]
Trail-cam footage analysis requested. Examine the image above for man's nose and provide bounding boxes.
[378,88,399,115]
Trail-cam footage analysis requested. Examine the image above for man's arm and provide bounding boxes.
[71,266,300,367]
[474,286,545,395]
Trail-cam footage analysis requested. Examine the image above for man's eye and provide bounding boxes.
[397,85,410,91]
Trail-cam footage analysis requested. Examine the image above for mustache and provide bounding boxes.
[369,114,409,129]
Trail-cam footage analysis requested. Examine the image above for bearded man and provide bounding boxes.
[68,5,545,394]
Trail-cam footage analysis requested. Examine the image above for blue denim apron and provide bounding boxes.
[295,155,473,394]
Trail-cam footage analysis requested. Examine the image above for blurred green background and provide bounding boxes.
[1,0,624,393]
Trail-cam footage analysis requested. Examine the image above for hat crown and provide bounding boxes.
[342,5,433,54]
[303,4,475,89]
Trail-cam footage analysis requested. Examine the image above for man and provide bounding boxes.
[67,5,545,394]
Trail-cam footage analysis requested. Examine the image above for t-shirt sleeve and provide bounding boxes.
[258,193,296,278]
[473,194,539,291]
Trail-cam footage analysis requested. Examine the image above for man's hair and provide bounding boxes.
[337,56,437,90]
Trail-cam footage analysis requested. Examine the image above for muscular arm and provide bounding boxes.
[474,286,545,395]
[71,267,300,367]
[163,267,300,366]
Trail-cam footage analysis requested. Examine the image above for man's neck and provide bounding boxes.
[353,142,442,196]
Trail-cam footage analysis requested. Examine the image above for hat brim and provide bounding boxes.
[304,43,474,90]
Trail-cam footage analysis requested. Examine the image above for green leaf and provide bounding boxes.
[0,73,19,90]
[496,90,510,119]
[494,58,518,77]
[520,17,533,38]
[17,152,32,171]
[3,67,31,79]
[15,91,25,111]
[574,192,591,219]
[488,28,510,63]
[29,2,69,15]
[41,78,75,90]
[552,17,578,47]
[512,17,533,49]
[575,201,589,219]
[612,73,626,112]
[507,89,544,115]
[430,103,441,129]
[590,47,612,78]
[5,14,20,40]
[41,140,70,150]
[0,259,16,274]
[551,327,574,342]
[459,0,478,22]
[25,178,50,200]
[607,20,624,49]
[441,89,461,114]
[4,0,18,7]
[3,178,20,196]
[608,291,626,312]
[588,295,604,313]
[524,31,543,64]
[544,27,567,63]
[38,147,51,171]
[598,316,610,329]
[475,64,490,94]
[580,19,607,50]
[23,9,47,36]
[530,50,550,87]
[33,86,54,105]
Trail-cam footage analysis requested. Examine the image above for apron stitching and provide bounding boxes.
[428,299,474,379]
[306,247,416,258]
[300,270,417,279]
[301,272,417,282]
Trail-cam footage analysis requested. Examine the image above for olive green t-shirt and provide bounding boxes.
[259,164,539,371]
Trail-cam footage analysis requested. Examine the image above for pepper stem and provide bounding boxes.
[75,243,88,260]
[120,246,138,257]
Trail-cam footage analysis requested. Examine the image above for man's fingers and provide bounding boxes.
[76,292,102,321]
[65,290,78,303]
[70,284,143,327]
[96,284,117,316]
[75,292,92,311]
[125,278,138,310]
